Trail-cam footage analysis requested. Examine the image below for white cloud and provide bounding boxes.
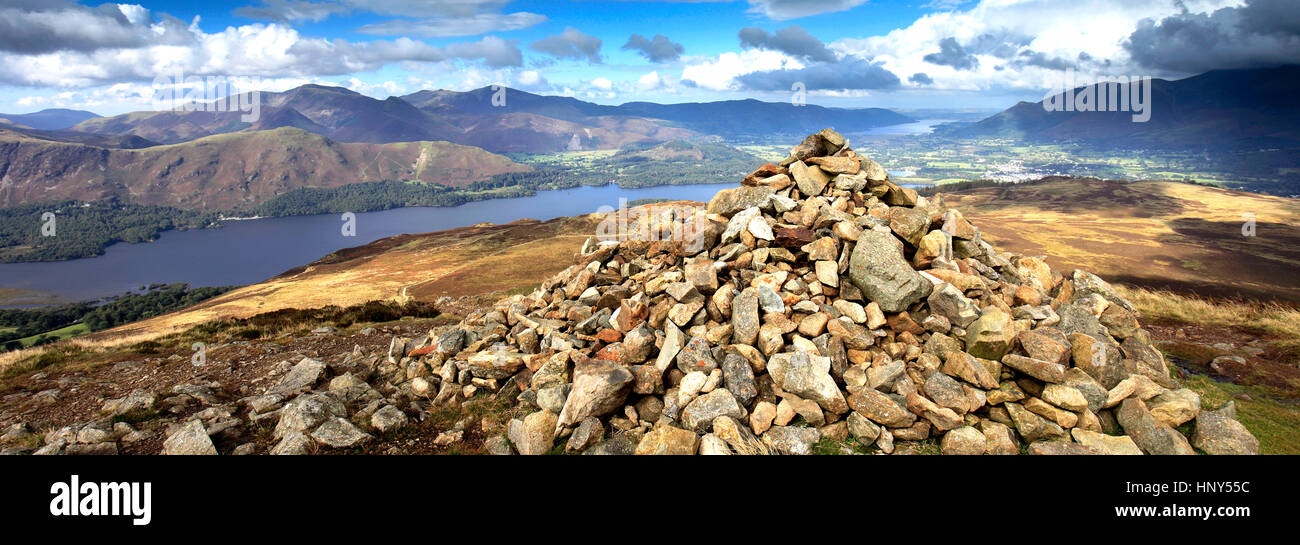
[680,49,803,90]
[637,71,663,91]
[0,14,524,88]
[343,77,407,96]
[590,77,613,91]
[832,0,1241,92]
[517,70,543,86]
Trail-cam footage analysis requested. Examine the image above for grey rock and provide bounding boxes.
[675,336,718,374]
[270,431,313,455]
[267,357,326,396]
[1192,402,1259,455]
[721,353,758,406]
[370,405,408,433]
[767,351,848,414]
[566,417,605,452]
[273,393,347,440]
[555,359,634,430]
[310,417,372,449]
[101,389,156,416]
[848,228,932,313]
[761,426,821,455]
[536,384,570,414]
[681,389,746,432]
[731,287,760,346]
[1117,398,1195,455]
[162,420,218,455]
[927,283,980,328]
[509,410,558,455]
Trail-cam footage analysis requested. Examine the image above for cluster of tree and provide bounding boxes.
[0,302,92,345]
[250,177,555,217]
[0,283,235,351]
[0,198,217,262]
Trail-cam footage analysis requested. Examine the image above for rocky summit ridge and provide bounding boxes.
[414,128,1259,455]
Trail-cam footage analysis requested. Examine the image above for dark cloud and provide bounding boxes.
[355,12,546,37]
[908,72,933,85]
[738,25,837,63]
[1014,50,1075,71]
[530,27,603,63]
[966,31,1033,59]
[236,0,516,22]
[234,0,348,22]
[1124,0,1300,74]
[622,34,684,63]
[0,3,190,55]
[923,37,978,70]
[745,0,869,21]
[735,57,900,91]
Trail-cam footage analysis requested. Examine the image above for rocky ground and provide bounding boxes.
[0,305,532,455]
[0,129,1272,455]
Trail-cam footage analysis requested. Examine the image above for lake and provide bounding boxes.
[0,183,738,304]
[851,119,952,136]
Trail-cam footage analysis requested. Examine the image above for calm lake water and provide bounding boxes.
[0,183,743,304]
[852,118,952,136]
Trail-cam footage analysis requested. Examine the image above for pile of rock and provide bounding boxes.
[407,128,1257,455]
[14,345,420,455]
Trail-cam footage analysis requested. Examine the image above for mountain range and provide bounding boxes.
[0,109,100,131]
[0,126,530,211]
[0,86,913,212]
[944,65,1300,150]
[68,85,913,152]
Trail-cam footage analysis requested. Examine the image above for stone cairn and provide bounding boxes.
[410,129,1259,455]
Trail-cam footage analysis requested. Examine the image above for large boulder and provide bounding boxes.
[768,351,848,414]
[509,410,559,455]
[555,358,635,430]
[965,307,1016,360]
[1192,402,1259,455]
[847,227,932,313]
[161,420,218,455]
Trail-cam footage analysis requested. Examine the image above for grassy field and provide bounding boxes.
[837,134,1298,194]
[949,179,1300,302]
[1116,286,1300,454]
[12,322,88,348]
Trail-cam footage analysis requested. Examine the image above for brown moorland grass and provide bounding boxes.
[949,179,1300,302]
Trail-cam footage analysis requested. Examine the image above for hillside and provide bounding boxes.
[0,127,532,211]
[946,178,1300,302]
[944,65,1300,150]
[57,214,607,346]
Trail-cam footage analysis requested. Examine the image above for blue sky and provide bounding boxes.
[0,0,1292,115]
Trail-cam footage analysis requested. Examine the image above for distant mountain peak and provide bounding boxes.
[0,108,101,131]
